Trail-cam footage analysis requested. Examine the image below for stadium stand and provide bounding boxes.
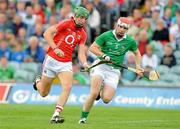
[0,0,180,87]
[14,69,35,83]
[170,65,180,75]
[156,65,170,75]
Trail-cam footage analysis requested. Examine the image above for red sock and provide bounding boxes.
[36,79,40,85]
[55,105,63,113]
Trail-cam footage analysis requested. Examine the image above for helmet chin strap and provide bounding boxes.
[75,24,83,28]
[74,19,83,28]
[115,29,125,39]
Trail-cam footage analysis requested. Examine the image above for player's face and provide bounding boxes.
[74,16,87,27]
[115,24,129,37]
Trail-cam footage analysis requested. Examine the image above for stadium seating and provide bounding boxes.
[8,61,20,71]
[0,0,180,88]
[151,80,169,87]
[177,59,180,65]
[174,50,180,60]
[14,69,35,83]
[159,73,179,83]
[150,41,164,58]
[20,62,40,74]
[156,65,170,75]
[132,79,152,86]
[169,65,180,75]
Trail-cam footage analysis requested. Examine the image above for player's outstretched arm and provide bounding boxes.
[133,49,144,76]
[89,42,111,61]
[78,44,89,68]
[89,42,104,57]
[43,24,58,50]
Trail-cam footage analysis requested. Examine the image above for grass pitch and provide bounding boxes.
[0,104,180,129]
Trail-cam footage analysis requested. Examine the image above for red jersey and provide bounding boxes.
[47,17,87,62]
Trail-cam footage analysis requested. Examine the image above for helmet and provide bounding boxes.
[117,17,131,29]
[74,6,89,19]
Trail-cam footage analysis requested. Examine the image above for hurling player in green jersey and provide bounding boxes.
[79,17,144,124]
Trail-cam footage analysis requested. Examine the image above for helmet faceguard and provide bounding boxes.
[115,17,132,37]
[117,17,131,30]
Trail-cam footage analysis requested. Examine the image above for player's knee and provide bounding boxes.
[39,90,49,97]
[90,92,99,99]
[40,92,48,97]
[102,98,111,104]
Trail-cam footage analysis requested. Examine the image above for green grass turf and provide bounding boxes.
[0,104,180,129]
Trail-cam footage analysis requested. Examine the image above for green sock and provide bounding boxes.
[81,111,89,118]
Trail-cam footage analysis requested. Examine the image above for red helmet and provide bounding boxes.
[117,17,131,29]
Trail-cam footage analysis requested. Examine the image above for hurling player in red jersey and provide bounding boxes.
[33,6,90,123]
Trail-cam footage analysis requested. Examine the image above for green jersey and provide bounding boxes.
[0,65,15,81]
[95,30,137,68]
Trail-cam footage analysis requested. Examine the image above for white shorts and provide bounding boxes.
[90,63,121,89]
[42,55,72,78]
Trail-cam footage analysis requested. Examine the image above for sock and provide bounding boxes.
[36,80,40,84]
[53,105,63,116]
[35,77,41,84]
[81,111,89,118]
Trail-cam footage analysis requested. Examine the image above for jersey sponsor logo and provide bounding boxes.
[115,45,119,49]
[107,42,113,45]
[65,35,75,45]
[108,50,126,56]
[121,45,125,49]
[115,44,126,50]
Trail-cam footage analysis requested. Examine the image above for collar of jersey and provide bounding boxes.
[112,30,127,41]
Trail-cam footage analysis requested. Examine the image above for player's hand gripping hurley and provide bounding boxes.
[80,60,160,81]
[80,60,112,72]
[113,63,160,81]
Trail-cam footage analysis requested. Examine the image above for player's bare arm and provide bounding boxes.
[89,42,111,61]
[43,24,58,49]
[133,49,144,76]
[89,42,104,56]
[43,24,64,57]
[78,44,89,68]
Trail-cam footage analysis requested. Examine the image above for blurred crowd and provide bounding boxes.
[0,0,180,86]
